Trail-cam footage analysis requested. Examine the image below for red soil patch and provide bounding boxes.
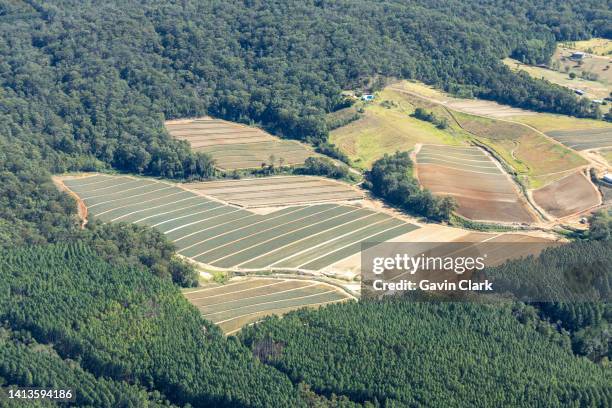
[52,176,88,227]
[417,163,536,223]
[533,172,601,218]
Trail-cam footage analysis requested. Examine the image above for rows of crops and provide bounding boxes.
[416,145,536,223]
[63,174,418,271]
[184,278,352,334]
[546,128,612,150]
[187,176,363,207]
[165,118,314,170]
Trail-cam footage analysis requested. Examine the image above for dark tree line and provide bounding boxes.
[240,300,611,407]
[0,0,608,185]
[0,245,303,407]
[364,151,456,221]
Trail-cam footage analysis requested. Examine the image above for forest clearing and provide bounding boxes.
[60,174,418,272]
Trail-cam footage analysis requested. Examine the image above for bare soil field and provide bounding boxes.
[416,145,537,223]
[186,176,363,207]
[533,172,601,218]
[183,278,352,334]
[383,81,586,188]
[329,226,558,282]
[165,117,313,170]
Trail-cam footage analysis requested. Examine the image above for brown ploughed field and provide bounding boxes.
[416,145,536,223]
[532,172,601,218]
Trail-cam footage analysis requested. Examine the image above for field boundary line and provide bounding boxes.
[206,207,363,266]
[183,279,275,294]
[53,176,88,228]
[417,153,495,164]
[295,222,413,269]
[188,281,290,300]
[417,156,500,169]
[63,174,113,187]
[183,206,331,257]
[156,204,233,230]
[80,179,154,198]
[118,196,206,224]
[235,211,381,268]
[268,216,390,268]
[194,283,319,305]
[111,195,199,222]
[221,299,348,334]
[88,185,173,208]
[425,191,519,203]
[417,162,505,176]
[171,212,258,243]
[95,190,186,216]
[202,290,339,317]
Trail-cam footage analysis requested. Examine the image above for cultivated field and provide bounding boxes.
[416,145,537,223]
[373,81,586,188]
[336,224,558,281]
[329,88,462,168]
[532,172,601,218]
[504,57,611,101]
[61,174,418,271]
[446,98,536,118]
[452,111,587,188]
[185,176,363,208]
[165,118,313,170]
[183,278,352,334]
[545,128,612,151]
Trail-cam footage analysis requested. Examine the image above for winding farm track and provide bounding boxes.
[388,85,604,220]
[415,145,538,223]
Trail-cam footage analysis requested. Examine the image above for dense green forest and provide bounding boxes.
[1,0,609,181]
[481,240,611,362]
[1,1,611,406]
[364,152,456,221]
[240,300,611,407]
[0,245,302,407]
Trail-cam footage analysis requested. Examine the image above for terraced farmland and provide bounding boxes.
[60,174,418,271]
[186,176,363,208]
[416,145,537,223]
[165,118,313,170]
[183,278,352,334]
[546,128,612,151]
[533,172,601,218]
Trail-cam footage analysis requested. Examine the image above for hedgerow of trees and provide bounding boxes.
[364,151,457,221]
